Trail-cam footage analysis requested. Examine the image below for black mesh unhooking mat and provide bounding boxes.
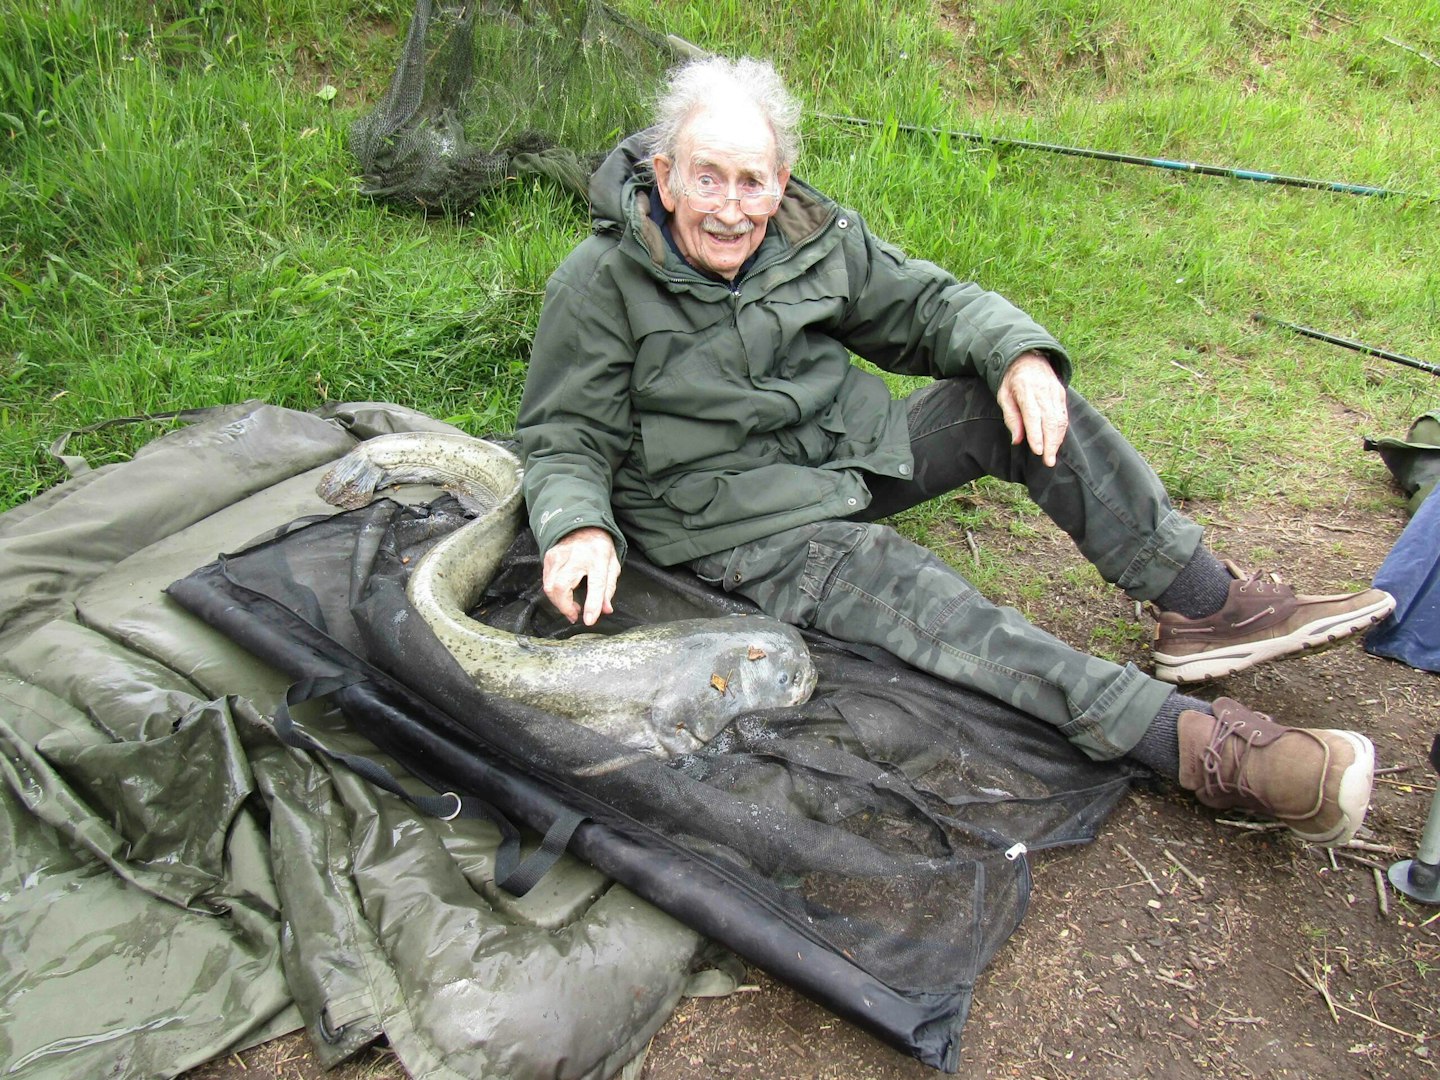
[168,495,1142,1071]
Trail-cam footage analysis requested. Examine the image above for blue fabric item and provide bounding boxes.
[1365,493,1440,673]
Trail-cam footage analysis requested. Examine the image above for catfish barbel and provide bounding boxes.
[317,432,817,757]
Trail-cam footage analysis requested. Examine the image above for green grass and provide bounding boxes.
[1,0,1435,532]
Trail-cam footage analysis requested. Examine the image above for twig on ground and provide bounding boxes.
[1314,5,1358,26]
[1375,776,1437,793]
[1292,963,1340,1024]
[1154,972,1198,992]
[1374,867,1391,918]
[1342,839,1404,855]
[1162,847,1207,892]
[1288,962,1428,1039]
[1375,765,1414,777]
[964,529,980,564]
[1216,818,1285,833]
[1097,879,1153,893]
[1334,1000,1425,1040]
[1333,849,1387,871]
[1116,843,1164,896]
[774,1013,807,1041]
[1219,1015,1265,1025]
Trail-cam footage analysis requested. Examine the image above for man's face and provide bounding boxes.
[652,103,790,282]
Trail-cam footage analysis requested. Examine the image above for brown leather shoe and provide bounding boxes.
[1178,698,1374,845]
[1154,561,1394,683]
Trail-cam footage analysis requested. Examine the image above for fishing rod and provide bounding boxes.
[817,112,1435,202]
[1253,313,1440,377]
[659,28,1431,200]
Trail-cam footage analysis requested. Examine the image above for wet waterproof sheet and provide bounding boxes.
[0,402,703,1080]
[2,401,1139,1076]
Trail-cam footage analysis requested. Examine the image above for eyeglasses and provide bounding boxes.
[679,174,782,216]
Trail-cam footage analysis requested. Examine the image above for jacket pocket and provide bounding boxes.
[661,463,837,527]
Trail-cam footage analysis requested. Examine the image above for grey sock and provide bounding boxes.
[1156,545,1233,619]
[1127,693,1212,780]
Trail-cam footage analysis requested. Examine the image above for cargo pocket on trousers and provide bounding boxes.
[800,523,869,605]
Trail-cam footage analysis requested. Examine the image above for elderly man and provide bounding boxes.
[517,56,1394,845]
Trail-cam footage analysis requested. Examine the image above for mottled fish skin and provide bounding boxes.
[316,433,817,757]
[315,431,512,516]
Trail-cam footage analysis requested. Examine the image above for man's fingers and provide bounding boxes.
[1026,392,1064,466]
[1045,410,1070,467]
[580,555,619,626]
[581,583,604,625]
[999,354,1070,467]
[1021,396,1046,459]
[544,569,583,622]
[1039,401,1069,466]
[997,384,1026,447]
[542,527,619,625]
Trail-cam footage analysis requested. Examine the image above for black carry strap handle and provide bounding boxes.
[272,674,585,897]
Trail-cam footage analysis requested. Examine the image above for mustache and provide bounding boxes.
[701,217,755,237]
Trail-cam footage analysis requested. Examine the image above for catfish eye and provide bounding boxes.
[778,672,790,685]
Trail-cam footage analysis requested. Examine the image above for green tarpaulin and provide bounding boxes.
[0,401,704,1079]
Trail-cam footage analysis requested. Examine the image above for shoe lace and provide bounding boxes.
[1235,569,1285,596]
[1201,713,1268,806]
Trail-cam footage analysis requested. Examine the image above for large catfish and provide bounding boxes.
[317,432,816,757]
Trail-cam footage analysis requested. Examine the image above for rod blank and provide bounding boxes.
[1253,314,1440,377]
[819,113,1435,202]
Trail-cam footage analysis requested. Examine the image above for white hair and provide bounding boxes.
[647,56,802,177]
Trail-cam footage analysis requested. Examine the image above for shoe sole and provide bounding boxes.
[1153,593,1396,684]
[1286,730,1375,847]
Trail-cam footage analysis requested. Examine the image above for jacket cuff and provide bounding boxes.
[993,340,1072,387]
[533,509,629,564]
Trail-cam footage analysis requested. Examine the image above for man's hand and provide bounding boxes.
[997,351,1069,467]
[542,526,620,626]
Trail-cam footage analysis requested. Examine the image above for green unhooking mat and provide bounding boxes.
[1,401,1138,1076]
[0,401,703,1080]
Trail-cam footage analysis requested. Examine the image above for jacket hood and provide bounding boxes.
[588,129,656,234]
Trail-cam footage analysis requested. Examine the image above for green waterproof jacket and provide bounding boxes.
[518,132,1071,567]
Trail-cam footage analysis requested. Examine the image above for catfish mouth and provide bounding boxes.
[788,662,818,705]
[726,654,818,712]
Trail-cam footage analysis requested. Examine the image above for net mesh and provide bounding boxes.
[350,0,684,212]
[171,494,1140,1065]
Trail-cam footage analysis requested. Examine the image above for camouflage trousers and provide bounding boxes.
[689,378,1203,761]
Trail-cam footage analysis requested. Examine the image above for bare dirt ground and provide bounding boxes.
[186,488,1440,1080]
